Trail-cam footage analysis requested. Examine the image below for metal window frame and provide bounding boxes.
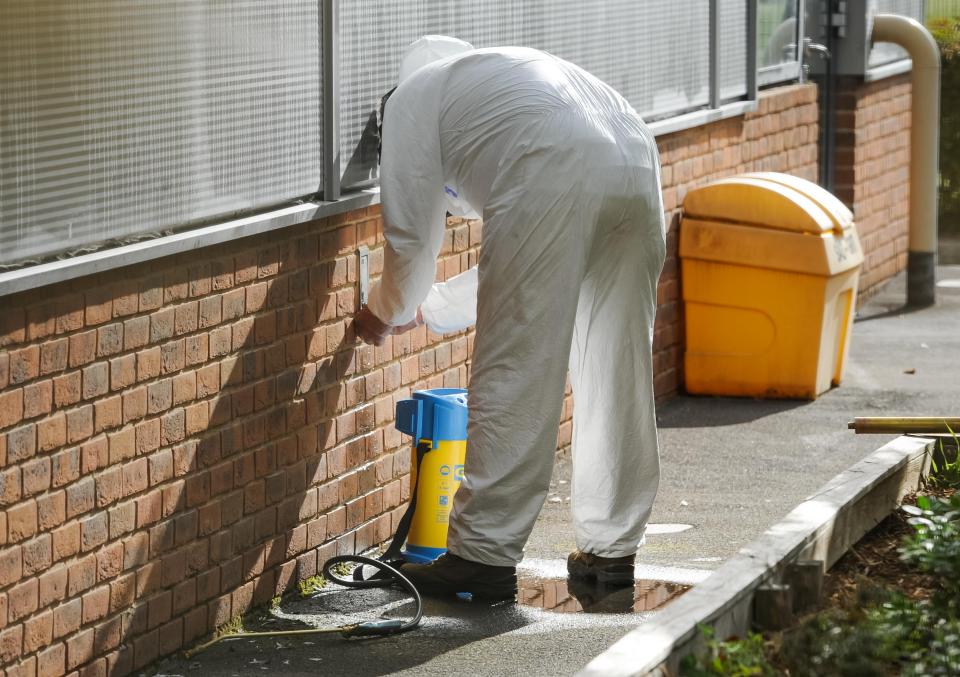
[748,0,760,100]
[865,0,923,83]
[864,57,914,81]
[322,0,341,201]
[1,0,811,299]
[642,1,761,126]
[757,0,805,87]
[0,192,380,297]
[759,60,803,85]
[710,0,722,109]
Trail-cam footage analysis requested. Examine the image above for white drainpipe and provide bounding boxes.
[872,14,941,307]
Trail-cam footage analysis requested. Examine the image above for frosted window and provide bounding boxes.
[339,0,712,188]
[0,1,322,265]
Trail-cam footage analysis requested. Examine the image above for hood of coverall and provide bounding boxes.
[397,35,480,219]
[398,35,474,84]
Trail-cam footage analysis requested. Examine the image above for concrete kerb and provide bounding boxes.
[579,434,934,677]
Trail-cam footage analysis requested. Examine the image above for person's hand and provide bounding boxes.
[353,306,392,346]
[353,307,424,345]
[391,307,424,335]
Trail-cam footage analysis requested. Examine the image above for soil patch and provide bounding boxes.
[823,487,954,606]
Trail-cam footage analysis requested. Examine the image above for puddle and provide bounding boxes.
[516,576,689,614]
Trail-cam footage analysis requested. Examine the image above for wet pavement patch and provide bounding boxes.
[152,560,706,676]
[517,576,689,614]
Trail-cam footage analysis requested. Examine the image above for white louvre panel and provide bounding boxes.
[870,0,925,67]
[720,0,748,100]
[0,1,322,266]
[339,0,711,188]
[637,2,711,119]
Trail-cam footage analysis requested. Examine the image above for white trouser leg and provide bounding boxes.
[569,186,666,557]
[446,114,665,566]
[446,182,589,566]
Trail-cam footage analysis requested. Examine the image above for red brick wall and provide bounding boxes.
[833,74,912,301]
[0,78,918,675]
[0,214,481,675]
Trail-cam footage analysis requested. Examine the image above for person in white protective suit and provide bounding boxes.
[353,36,666,599]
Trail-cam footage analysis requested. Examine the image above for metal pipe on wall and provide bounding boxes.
[872,14,941,308]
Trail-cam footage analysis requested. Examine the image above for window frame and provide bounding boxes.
[1,0,819,298]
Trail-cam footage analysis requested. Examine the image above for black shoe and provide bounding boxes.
[401,553,518,600]
[567,549,635,586]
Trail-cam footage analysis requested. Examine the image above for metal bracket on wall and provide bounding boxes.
[358,245,370,307]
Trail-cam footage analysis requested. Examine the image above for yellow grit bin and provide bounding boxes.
[679,172,863,400]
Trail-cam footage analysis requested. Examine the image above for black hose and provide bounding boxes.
[321,555,423,636]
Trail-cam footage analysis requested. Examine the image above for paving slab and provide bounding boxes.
[152,265,959,676]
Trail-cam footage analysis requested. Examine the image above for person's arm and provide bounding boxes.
[365,70,447,329]
[420,265,478,334]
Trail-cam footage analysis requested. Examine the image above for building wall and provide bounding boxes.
[0,77,915,676]
[833,74,912,300]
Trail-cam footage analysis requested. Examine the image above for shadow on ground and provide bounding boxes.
[656,395,809,428]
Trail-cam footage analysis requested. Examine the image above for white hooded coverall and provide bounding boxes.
[368,38,666,566]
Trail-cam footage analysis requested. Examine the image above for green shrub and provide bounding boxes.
[928,428,960,490]
[683,490,960,675]
[679,626,776,677]
[900,494,960,598]
[777,582,960,676]
[778,599,906,676]
[929,16,960,235]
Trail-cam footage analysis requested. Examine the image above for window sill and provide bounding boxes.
[864,59,913,82]
[0,190,380,298]
[648,100,759,138]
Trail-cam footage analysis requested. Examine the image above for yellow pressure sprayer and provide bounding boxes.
[394,388,469,562]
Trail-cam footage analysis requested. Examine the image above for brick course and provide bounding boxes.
[0,78,913,674]
[833,74,912,301]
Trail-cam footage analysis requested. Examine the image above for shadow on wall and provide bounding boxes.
[167,324,370,643]
[130,251,413,667]
[122,269,395,670]
[0,220,474,675]
[105,233,485,672]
